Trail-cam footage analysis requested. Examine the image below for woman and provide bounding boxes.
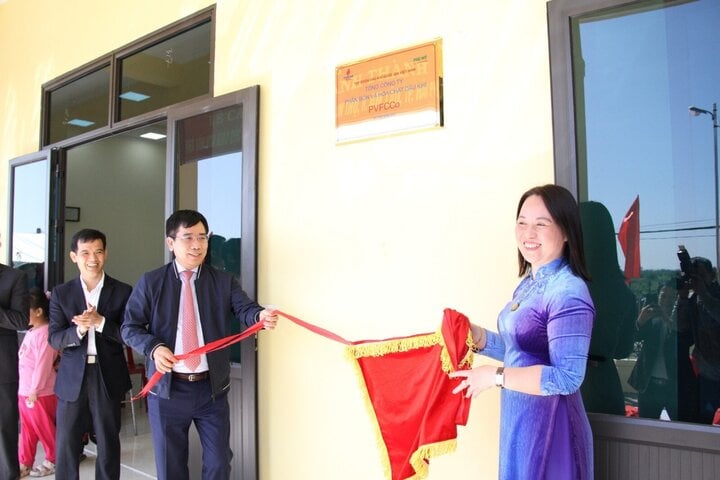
[450,184,595,480]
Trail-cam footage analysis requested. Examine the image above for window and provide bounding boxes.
[118,21,212,121]
[41,8,213,147]
[172,97,255,366]
[9,155,50,290]
[550,0,720,426]
[46,66,110,144]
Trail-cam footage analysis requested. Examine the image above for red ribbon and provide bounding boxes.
[132,309,437,399]
[133,309,377,400]
[133,320,265,399]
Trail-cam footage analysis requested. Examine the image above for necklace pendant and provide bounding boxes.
[510,302,520,311]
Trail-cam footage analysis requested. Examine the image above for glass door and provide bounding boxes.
[167,85,260,480]
[8,152,51,291]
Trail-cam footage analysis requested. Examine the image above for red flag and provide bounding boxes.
[618,195,640,280]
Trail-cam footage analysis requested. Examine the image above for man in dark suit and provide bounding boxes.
[122,210,277,480]
[0,252,29,480]
[49,229,132,480]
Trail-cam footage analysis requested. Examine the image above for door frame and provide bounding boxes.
[6,84,262,479]
[166,85,261,480]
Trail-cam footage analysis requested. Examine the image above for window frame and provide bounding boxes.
[547,0,720,464]
[40,6,215,149]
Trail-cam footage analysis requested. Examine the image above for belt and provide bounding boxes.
[172,371,209,382]
[86,355,97,364]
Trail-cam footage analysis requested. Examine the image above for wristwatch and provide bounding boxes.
[494,367,505,388]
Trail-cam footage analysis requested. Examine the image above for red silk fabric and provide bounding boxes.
[347,308,473,479]
[133,320,265,399]
[132,308,473,480]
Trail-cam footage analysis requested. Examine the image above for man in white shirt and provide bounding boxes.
[49,229,132,480]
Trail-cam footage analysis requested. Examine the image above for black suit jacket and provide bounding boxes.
[628,316,678,393]
[49,274,132,401]
[0,264,29,384]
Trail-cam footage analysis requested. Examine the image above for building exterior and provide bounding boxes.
[2,1,719,479]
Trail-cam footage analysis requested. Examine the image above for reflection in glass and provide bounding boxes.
[11,160,49,290]
[47,66,110,145]
[571,0,720,424]
[177,105,243,361]
[118,21,211,121]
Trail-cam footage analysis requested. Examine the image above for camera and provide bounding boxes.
[676,244,694,289]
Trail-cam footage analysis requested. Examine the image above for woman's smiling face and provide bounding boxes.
[515,194,567,273]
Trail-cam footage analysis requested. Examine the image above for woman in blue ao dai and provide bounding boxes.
[450,185,595,480]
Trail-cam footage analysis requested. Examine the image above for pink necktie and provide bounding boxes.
[181,270,200,371]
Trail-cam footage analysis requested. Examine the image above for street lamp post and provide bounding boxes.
[689,102,719,274]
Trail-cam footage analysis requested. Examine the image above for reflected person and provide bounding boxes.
[676,254,720,424]
[579,201,637,415]
[628,281,679,419]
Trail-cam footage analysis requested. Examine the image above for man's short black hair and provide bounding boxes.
[166,210,209,238]
[70,229,106,252]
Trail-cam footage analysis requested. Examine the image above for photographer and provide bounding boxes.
[628,281,679,420]
[675,249,720,424]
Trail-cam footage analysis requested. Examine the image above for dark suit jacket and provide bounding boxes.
[49,274,132,401]
[0,264,29,384]
[628,316,677,393]
[121,262,262,399]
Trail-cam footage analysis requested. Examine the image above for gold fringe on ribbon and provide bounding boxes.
[346,332,441,360]
[347,352,394,479]
[408,438,458,479]
[461,330,475,367]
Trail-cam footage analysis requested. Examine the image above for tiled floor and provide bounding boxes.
[27,377,157,479]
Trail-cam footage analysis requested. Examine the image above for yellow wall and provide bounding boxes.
[0,1,555,478]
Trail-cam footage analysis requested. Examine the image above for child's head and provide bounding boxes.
[28,287,50,327]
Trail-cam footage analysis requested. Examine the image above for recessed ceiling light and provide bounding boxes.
[120,91,150,102]
[67,118,95,127]
[140,132,167,140]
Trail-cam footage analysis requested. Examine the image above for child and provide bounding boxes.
[18,288,58,478]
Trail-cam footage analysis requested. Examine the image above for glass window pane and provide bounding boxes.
[571,0,720,424]
[118,22,211,121]
[63,122,167,285]
[176,104,244,361]
[11,159,49,290]
[47,66,110,144]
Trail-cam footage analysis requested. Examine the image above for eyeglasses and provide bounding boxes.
[172,232,212,244]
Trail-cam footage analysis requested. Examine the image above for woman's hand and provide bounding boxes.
[449,365,497,398]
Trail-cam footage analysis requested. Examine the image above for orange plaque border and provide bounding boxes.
[336,39,443,143]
